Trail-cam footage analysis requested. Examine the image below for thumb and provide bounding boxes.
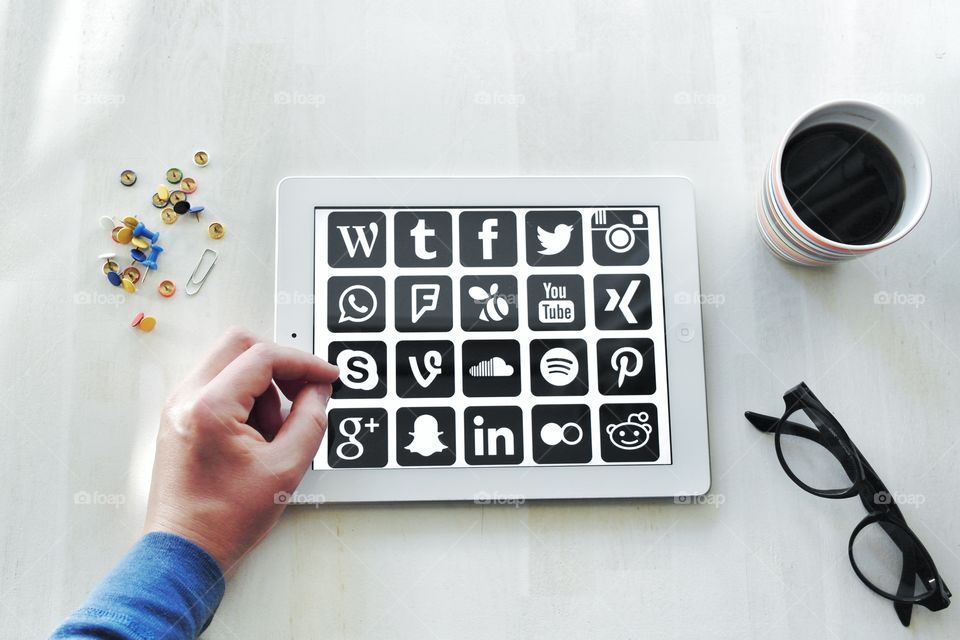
[272,383,331,472]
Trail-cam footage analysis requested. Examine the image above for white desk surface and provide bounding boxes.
[1,2,958,638]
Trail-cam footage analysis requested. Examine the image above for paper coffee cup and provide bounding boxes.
[757,100,931,267]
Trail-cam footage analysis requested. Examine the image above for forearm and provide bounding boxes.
[51,532,225,640]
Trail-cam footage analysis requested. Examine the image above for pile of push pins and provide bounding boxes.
[100,150,224,332]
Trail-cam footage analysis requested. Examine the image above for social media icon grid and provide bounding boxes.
[314,207,670,469]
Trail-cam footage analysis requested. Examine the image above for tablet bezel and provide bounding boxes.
[276,177,709,502]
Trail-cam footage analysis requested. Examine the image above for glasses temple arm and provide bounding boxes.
[744,411,779,433]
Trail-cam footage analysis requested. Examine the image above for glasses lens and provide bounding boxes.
[850,519,936,599]
[777,406,857,493]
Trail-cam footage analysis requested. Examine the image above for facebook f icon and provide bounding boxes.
[459,211,517,267]
[478,218,499,260]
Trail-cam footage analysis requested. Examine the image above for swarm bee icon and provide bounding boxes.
[469,283,510,322]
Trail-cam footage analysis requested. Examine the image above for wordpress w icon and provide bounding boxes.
[328,211,386,268]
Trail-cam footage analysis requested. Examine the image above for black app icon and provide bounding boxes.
[593,274,651,330]
[328,341,387,399]
[526,275,585,331]
[327,211,386,268]
[395,340,455,398]
[532,404,592,464]
[599,403,659,463]
[327,276,385,333]
[327,408,389,468]
[464,406,524,465]
[396,407,456,467]
[459,275,519,332]
[395,276,453,332]
[458,210,517,267]
[590,209,650,266]
[524,210,583,267]
[530,339,589,397]
[462,340,521,397]
[394,211,453,267]
[596,338,656,396]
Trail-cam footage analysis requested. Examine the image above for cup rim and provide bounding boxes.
[772,99,931,253]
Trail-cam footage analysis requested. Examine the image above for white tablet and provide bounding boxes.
[276,177,709,503]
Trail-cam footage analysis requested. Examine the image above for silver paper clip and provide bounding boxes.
[185,248,218,296]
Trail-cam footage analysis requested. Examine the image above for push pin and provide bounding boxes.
[168,190,186,206]
[106,271,123,286]
[112,226,133,244]
[152,192,168,208]
[180,177,197,194]
[130,248,148,284]
[166,168,183,184]
[173,200,190,216]
[131,236,151,250]
[158,280,176,297]
[160,207,177,224]
[193,151,209,167]
[99,215,121,231]
[122,216,140,228]
[99,252,119,274]
[142,244,164,271]
[121,266,141,285]
[120,169,137,186]
[157,185,169,201]
[133,221,160,244]
[188,205,204,223]
[208,222,225,239]
[131,312,157,332]
[120,273,137,293]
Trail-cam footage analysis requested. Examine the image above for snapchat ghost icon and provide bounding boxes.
[405,414,448,457]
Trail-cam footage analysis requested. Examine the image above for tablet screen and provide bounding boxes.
[313,207,671,469]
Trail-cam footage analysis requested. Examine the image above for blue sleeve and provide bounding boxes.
[50,532,226,640]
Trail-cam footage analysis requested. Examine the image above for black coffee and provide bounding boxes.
[781,123,905,245]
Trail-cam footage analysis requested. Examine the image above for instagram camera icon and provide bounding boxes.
[591,210,650,266]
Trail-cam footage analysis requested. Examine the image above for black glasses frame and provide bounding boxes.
[745,382,950,627]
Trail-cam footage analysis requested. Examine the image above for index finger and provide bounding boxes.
[181,327,261,389]
[204,343,339,420]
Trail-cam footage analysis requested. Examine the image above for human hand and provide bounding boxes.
[143,328,339,574]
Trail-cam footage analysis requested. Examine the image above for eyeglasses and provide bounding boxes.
[745,382,951,627]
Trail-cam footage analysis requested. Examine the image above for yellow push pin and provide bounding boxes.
[98,252,119,274]
[131,312,157,331]
[112,226,133,244]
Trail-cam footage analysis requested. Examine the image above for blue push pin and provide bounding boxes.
[130,248,149,284]
[107,270,122,286]
[142,244,164,271]
[188,205,204,223]
[133,221,160,245]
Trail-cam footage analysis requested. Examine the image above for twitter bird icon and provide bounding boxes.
[537,224,574,255]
